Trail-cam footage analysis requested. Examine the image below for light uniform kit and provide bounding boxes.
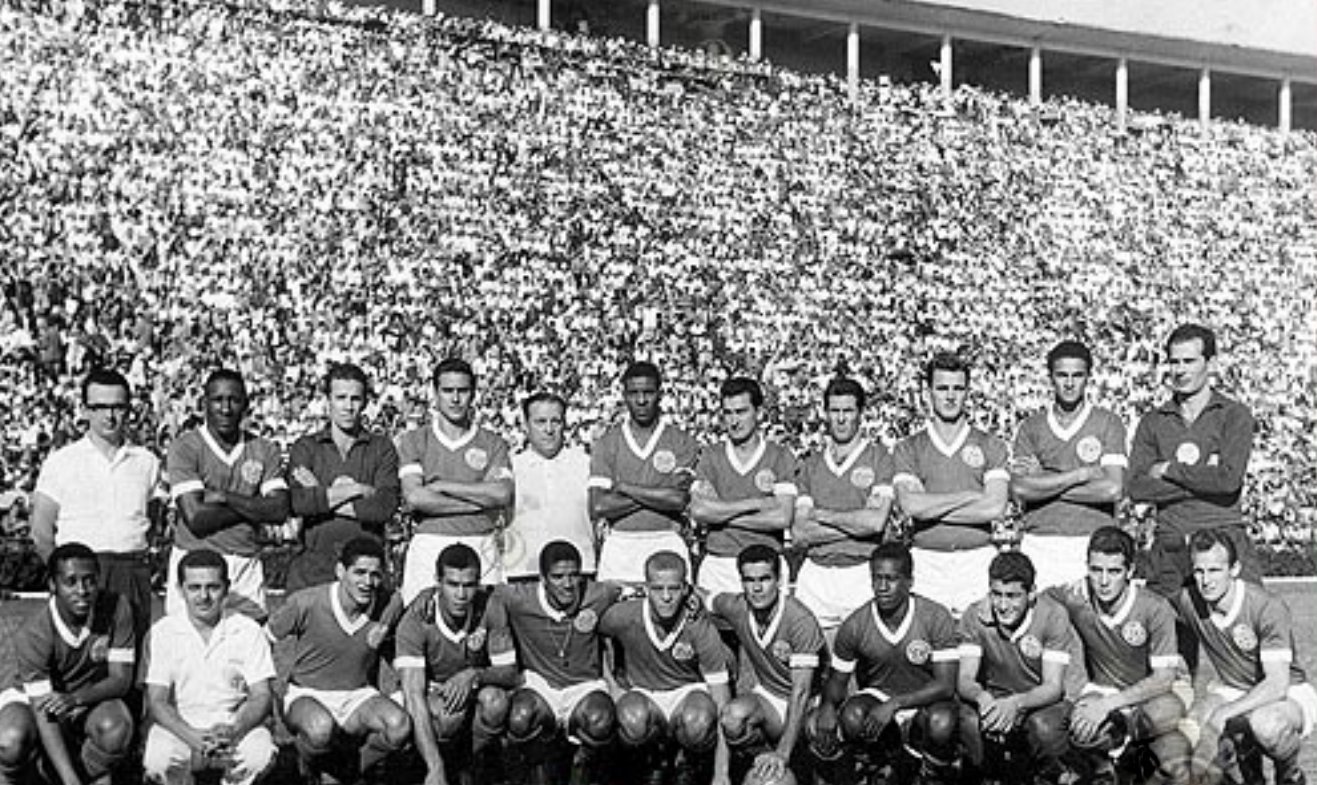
[4,592,135,709]
[956,594,1075,696]
[589,418,699,583]
[394,586,493,696]
[598,598,730,719]
[709,592,825,722]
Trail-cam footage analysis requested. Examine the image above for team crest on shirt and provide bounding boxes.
[466,629,487,653]
[1121,621,1147,647]
[850,466,875,489]
[225,662,249,695]
[960,445,985,469]
[1231,624,1258,652]
[771,640,793,663]
[754,469,776,493]
[88,635,110,663]
[1175,442,1201,465]
[240,460,264,486]
[573,609,598,634]
[465,448,489,471]
[653,450,677,474]
[672,641,695,662]
[1076,436,1103,464]
[1017,634,1043,660]
[905,639,931,665]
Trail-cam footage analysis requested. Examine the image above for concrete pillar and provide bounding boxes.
[1279,78,1292,133]
[749,8,762,62]
[537,0,550,31]
[647,0,660,48]
[847,23,860,102]
[940,34,953,99]
[1115,57,1128,132]
[1198,67,1211,129]
[1028,47,1042,105]
[422,0,435,16]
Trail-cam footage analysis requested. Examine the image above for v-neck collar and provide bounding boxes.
[433,595,473,644]
[643,598,687,652]
[1093,584,1138,629]
[200,426,245,467]
[825,438,869,477]
[330,584,371,636]
[725,436,767,476]
[1005,606,1036,643]
[49,598,91,648]
[537,584,574,623]
[624,419,667,461]
[1047,402,1093,442]
[749,598,786,650]
[870,598,915,646]
[1210,580,1246,630]
[926,421,969,459]
[431,419,477,452]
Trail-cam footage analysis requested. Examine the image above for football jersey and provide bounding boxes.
[1044,581,1180,690]
[599,598,729,691]
[588,419,699,533]
[485,581,623,690]
[266,583,394,691]
[711,592,824,700]
[1175,581,1307,692]
[167,427,287,556]
[16,592,135,700]
[797,438,895,567]
[957,595,1073,697]
[693,437,799,557]
[1012,404,1127,536]
[395,586,492,684]
[892,423,1010,551]
[397,422,513,536]
[832,595,958,694]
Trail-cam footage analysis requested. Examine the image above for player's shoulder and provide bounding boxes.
[243,431,283,457]
[1033,593,1072,630]
[168,428,205,455]
[782,595,824,632]
[838,599,875,634]
[1131,584,1176,618]
[912,594,956,626]
[16,600,56,646]
[403,587,438,622]
[474,425,511,449]
[1241,581,1291,623]
[967,426,1009,451]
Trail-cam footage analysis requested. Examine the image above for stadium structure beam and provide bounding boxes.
[1115,57,1128,132]
[940,34,953,99]
[648,0,660,47]
[1280,78,1292,132]
[1199,67,1211,129]
[847,22,860,102]
[1029,46,1042,105]
[749,8,762,61]
[538,0,549,30]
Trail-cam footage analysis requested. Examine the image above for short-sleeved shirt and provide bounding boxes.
[892,423,1010,551]
[266,583,393,691]
[957,595,1073,697]
[693,437,799,557]
[396,422,513,536]
[832,595,959,695]
[1012,404,1128,537]
[1044,582,1180,690]
[1174,580,1307,692]
[797,438,895,567]
[599,599,729,691]
[710,592,824,700]
[510,446,594,578]
[16,592,135,699]
[588,419,699,534]
[484,581,623,690]
[287,427,401,560]
[395,586,492,684]
[35,437,161,552]
[145,611,276,727]
[167,428,287,556]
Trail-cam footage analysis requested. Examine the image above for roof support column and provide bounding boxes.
[749,8,762,62]
[940,34,953,100]
[537,0,550,30]
[1028,46,1042,105]
[1279,77,1292,133]
[1198,67,1211,130]
[1115,57,1128,132]
[847,22,860,103]
[647,0,660,48]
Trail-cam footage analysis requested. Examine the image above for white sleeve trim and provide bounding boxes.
[1260,649,1294,664]
[932,648,959,663]
[399,464,423,479]
[170,479,205,500]
[395,656,426,670]
[490,467,515,481]
[586,476,614,490]
[871,484,895,500]
[23,680,52,699]
[892,473,922,489]
[1042,650,1071,665]
[795,495,815,510]
[705,671,730,686]
[772,482,797,497]
[108,648,135,664]
[1100,455,1129,468]
[984,468,1010,483]
[832,657,856,674]
[790,653,820,669]
[1150,655,1180,669]
[490,650,517,667]
[260,478,288,495]
[957,643,983,659]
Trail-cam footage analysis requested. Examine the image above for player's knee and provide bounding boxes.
[1024,707,1068,759]
[87,709,134,754]
[837,698,870,743]
[1246,706,1297,749]
[381,706,412,748]
[920,703,958,750]
[615,694,658,747]
[476,686,509,727]
[1133,695,1183,740]
[720,697,761,748]
[506,693,551,743]
[571,693,616,748]
[673,696,718,752]
[433,711,468,744]
[295,709,338,750]
[0,714,35,766]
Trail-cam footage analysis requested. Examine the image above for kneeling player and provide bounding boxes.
[396,544,516,785]
[266,537,410,782]
[957,552,1074,784]
[807,542,960,785]
[0,543,135,785]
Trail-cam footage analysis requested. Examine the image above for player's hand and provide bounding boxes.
[203,489,227,505]
[980,694,1012,734]
[438,668,479,714]
[1069,696,1111,744]
[1149,461,1170,480]
[365,622,388,649]
[1009,455,1043,475]
[993,695,1022,732]
[811,704,841,759]
[423,768,449,785]
[292,466,319,487]
[35,691,82,721]
[750,750,788,783]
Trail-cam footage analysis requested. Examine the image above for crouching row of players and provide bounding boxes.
[1,524,1313,785]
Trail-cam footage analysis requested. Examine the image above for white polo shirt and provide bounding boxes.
[507,445,594,578]
[35,436,161,552]
[145,611,275,728]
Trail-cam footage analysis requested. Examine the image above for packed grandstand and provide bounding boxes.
[1,0,1316,576]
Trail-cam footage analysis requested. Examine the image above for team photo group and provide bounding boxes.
[3,321,1313,785]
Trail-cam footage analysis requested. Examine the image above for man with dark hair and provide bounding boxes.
[285,363,400,591]
[0,543,136,785]
[589,361,699,584]
[956,552,1074,784]
[1174,528,1316,785]
[266,536,409,783]
[1010,341,1127,589]
[893,353,1010,615]
[689,376,797,596]
[166,368,289,620]
[1129,323,1259,596]
[398,358,514,602]
[32,367,163,647]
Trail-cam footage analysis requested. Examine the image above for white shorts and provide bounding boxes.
[0,688,27,710]
[523,670,608,728]
[598,530,689,585]
[285,684,382,727]
[403,532,502,604]
[753,684,788,726]
[1020,535,1090,590]
[1207,682,1317,738]
[697,554,788,597]
[796,560,872,630]
[632,683,708,722]
[165,549,266,619]
[911,546,995,617]
[143,722,276,785]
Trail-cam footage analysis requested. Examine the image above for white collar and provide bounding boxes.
[749,598,786,650]
[824,437,869,477]
[431,419,477,451]
[537,584,570,623]
[1095,584,1138,629]
[642,598,687,652]
[870,597,915,646]
[925,421,969,458]
[80,435,136,466]
[49,598,91,648]
[1047,401,1093,442]
[1007,606,1036,643]
[1210,580,1246,630]
[200,426,245,466]
[623,419,667,461]
[725,435,767,476]
[432,595,471,644]
[330,584,371,636]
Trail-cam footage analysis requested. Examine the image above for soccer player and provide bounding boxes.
[1129,323,1259,597]
[0,543,135,785]
[589,361,699,584]
[893,352,1010,615]
[600,551,732,785]
[1174,529,1317,785]
[1042,526,1189,784]
[396,544,516,785]
[509,393,594,580]
[398,358,514,603]
[956,551,1074,784]
[807,542,960,785]
[166,368,289,620]
[1010,341,1127,590]
[712,545,825,785]
[793,377,894,644]
[285,363,400,591]
[143,549,277,785]
[689,377,797,596]
[266,537,410,783]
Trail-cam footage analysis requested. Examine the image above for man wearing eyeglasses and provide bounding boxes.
[31,367,164,652]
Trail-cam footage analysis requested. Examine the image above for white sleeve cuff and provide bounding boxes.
[1260,649,1293,664]
[1100,455,1129,468]
[1042,650,1071,665]
[108,648,135,664]
[932,648,960,663]
[984,468,1010,483]
[772,482,798,497]
[395,656,426,670]
[399,464,423,479]
[705,671,730,686]
[892,473,922,489]
[260,478,288,495]
[23,680,52,699]
[170,479,205,500]
[490,651,517,667]
[587,476,614,490]
[832,657,856,675]
[790,653,820,669]
[957,643,982,659]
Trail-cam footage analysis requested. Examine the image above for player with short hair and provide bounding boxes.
[0,543,135,785]
[689,376,797,596]
[265,536,410,783]
[589,361,699,584]
[712,544,825,785]
[1010,341,1127,589]
[956,551,1074,784]
[398,358,514,602]
[893,353,1010,616]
